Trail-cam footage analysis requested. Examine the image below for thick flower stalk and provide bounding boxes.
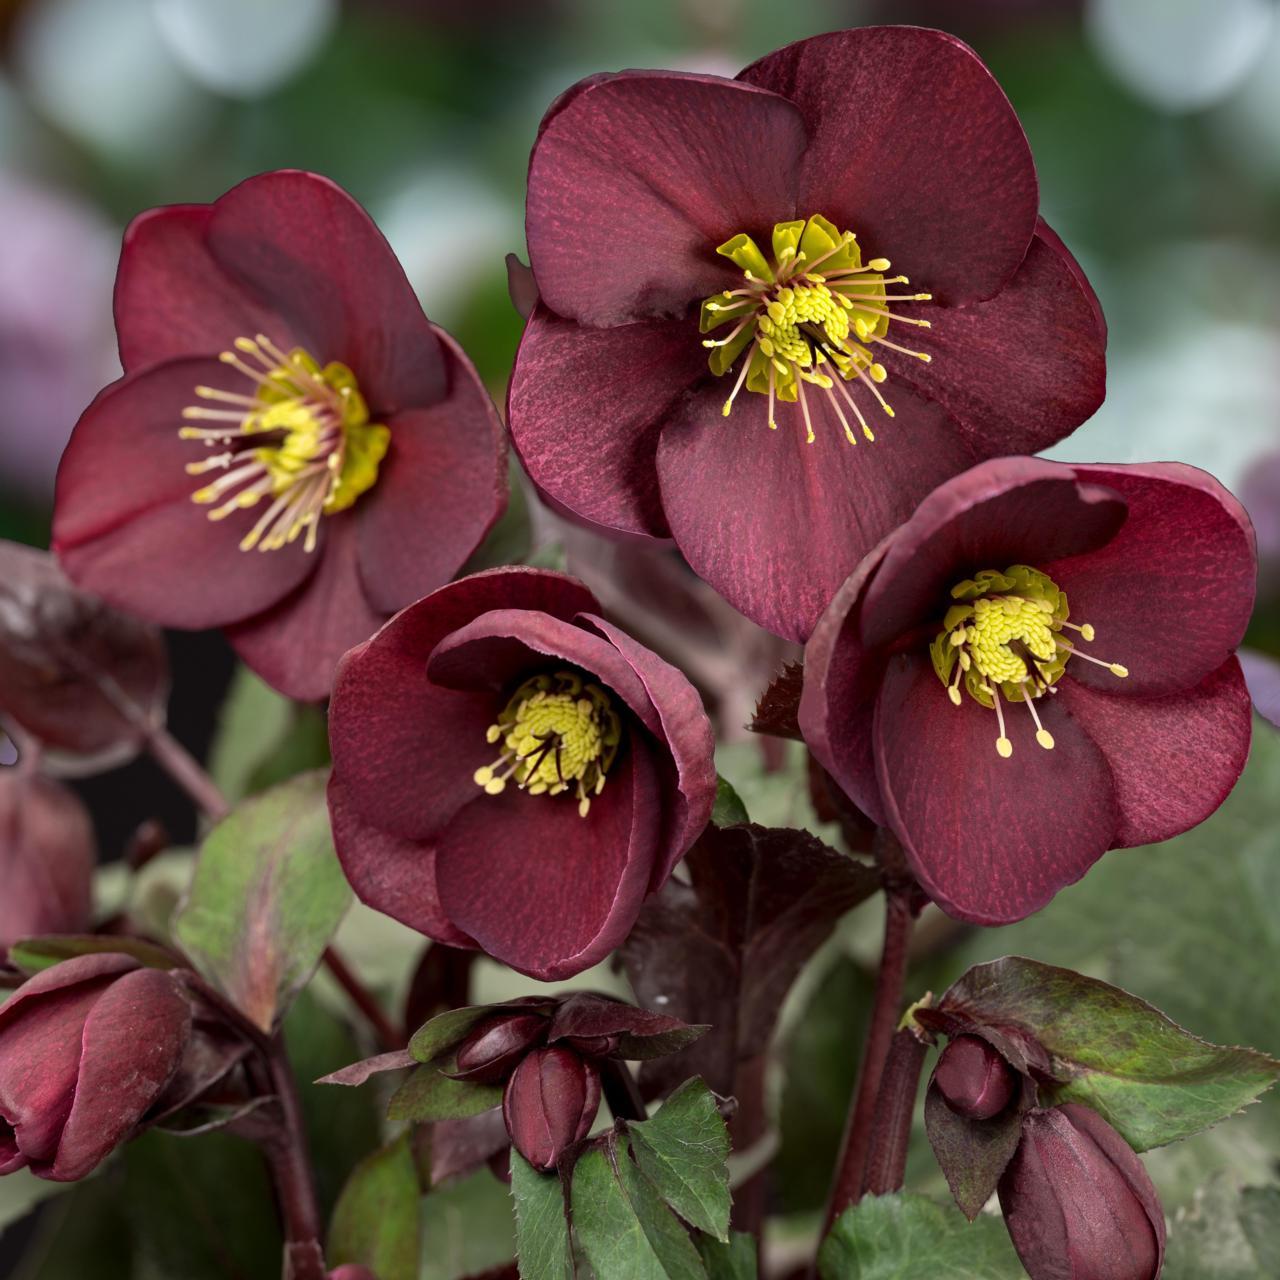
[52,170,507,701]
[801,456,1255,923]
[508,26,1106,641]
[327,567,716,980]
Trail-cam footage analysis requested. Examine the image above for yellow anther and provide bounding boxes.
[996,738,1013,759]
[1036,729,1056,750]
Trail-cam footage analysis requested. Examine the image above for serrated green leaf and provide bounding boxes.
[711,776,748,827]
[172,771,351,1031]
[570,1143,708,1280]
[818,1193,1023,1279]
[510,1152,573,1280]
[1164,1177,1280,1279]
[628,1079,731,1240]
[387,1061,503,1124]
[695,1232,758,1279]
[327,1135,421,1280]
[618,1147,708,1280]
[940,957,1280,1151]
[6,933,178,974]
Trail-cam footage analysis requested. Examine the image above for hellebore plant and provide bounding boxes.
[508,25,1106,641]
[52,170,507,701]
[327,566,716,980]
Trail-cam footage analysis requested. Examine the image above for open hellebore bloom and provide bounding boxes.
[999,1104,1165,1280]
[327,568,716,980]
[0,953,192,1181]
[508,26,1106,641]
[801,456,1254,923]
[52,170,506,701]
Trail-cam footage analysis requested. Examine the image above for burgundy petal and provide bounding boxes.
[579,615,716,887]
[224,514,382,703]
[526,71,805,326]
[328,570,599,841]
[858,457,1128,651]
[798,542,896,827]
[433,740,662,981]
[507,306,708,539]
[113,204,288,370]
[0,953,141,1017]
[426,610,658,731]
[53,358,319,629]
[327,773,475,950]
[49,968,191,1181]
[739,27,1037,306]
[1060,659,1251,849]
[356,327,507,615]
[894,225,1107,454]
[655,375,976,642]
[1046,464,1256,697]
[874,654,1119,924]
[206,171,447,413]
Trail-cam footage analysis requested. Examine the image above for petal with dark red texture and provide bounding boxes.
[328,772,475,950]
[1046,464,1256,697]
[894,226,1107,454]
[114,204,289,370]
[328,570,599,841]
[224,514,382,703]
[433,740,662,981]
[356,328,507,615]
[858,457,1127,651]
[53,359,319,630]
[507,306,708,539]
[527,72,804,327]
[50,968,191,1181]
[874,654,1119,924]
[655,376,975,642]
[206,171,446,413]
[1060,659,1251,849]
[739,27,1037,306]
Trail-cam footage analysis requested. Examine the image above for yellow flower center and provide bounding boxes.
[699,214,934,445]
[473,672,622,818]
[180,335,390,553]
[930,566,1130,758]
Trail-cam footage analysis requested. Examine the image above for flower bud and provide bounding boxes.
[0,953,192,1181]
[0,773,95,952]
[933,1035,1017,1120]
[502,1046,601,1172]
[453,1013,549,1084]
[998,1104,1165,1280]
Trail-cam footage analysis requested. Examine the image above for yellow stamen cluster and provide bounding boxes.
[180,335,389,553]
[930,566,1130,758]
[699,214,934,445]
[473,672,622,818]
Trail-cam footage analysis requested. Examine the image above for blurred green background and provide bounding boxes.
[2,1,1280,1276]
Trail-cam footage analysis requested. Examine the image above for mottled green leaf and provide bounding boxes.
[327,1135,421,1280]
[172,771,351,1031]
[510,1152,573,1280]
[940,956,1280,1151]
[628,1079,731,1240]
[711,776,748,828]
[408,1003,497,1064]
[695,1233,758,1280]
[7,933,178,974]
[387,1061,503,1124]
[818,1193,1023,1279]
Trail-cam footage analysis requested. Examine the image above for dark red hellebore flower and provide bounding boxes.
[801,456,1254,923]
[0,773,95,953]
[328,567,716,980]
[502,1045,601,1172]
[999,1104,1165,1280]
[508,26,1106,641]
[52,170,507,701]
[0,952,192,1181]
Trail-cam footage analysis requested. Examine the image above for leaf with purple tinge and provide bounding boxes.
[621,822,878,1096]
[173,771,352,1032]
[327,1135,422,1280]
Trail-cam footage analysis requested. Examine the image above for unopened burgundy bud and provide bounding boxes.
[560,1033,619,1059]
[502,1046,600,1172]
[934,1035,1017,1120]
[453,1013,548,1084]
[999,1104,1165,1280]
[0,773,95,952]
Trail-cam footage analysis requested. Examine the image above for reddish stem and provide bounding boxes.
[146,725,231,822]
[860,1027,928,1198]
[729,1052,770,1242]
[322,946,406,1051]
[600,1058,647,1123]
